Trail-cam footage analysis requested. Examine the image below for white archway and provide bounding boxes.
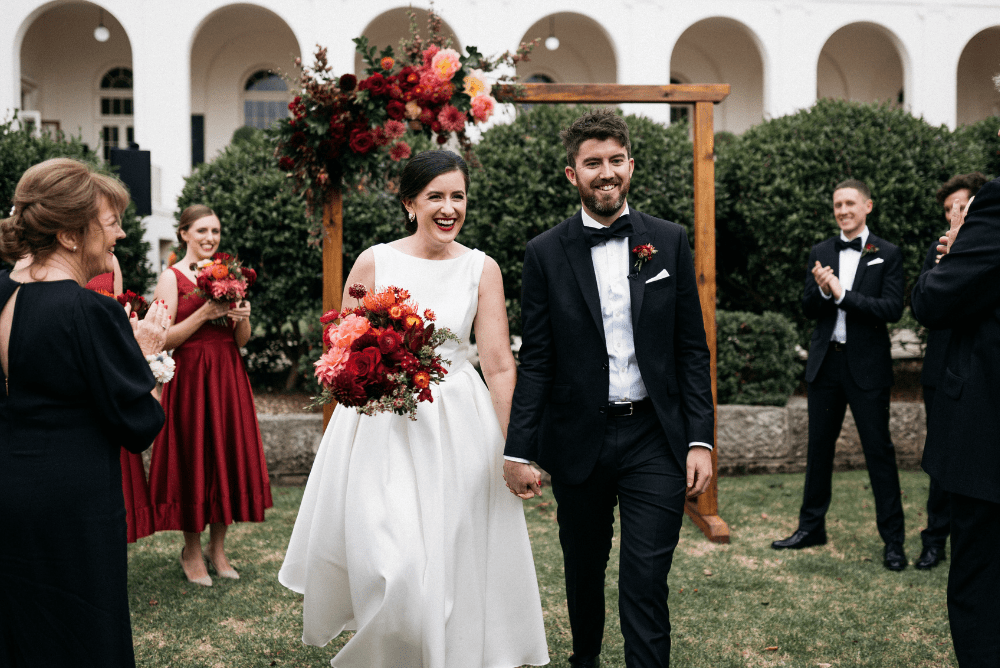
[670,17,765,134]
[516,13,617,84]
[190,3,301,163]
[957,26,1000,126]
[817,22,907,108]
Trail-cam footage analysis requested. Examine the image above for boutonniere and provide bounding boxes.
[862,243,879,257]
[632,244,658,272]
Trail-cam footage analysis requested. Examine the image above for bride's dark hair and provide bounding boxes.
[397,150,470,233]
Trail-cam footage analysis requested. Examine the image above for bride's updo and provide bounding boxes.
[0,158,129,264]
[397,150,470,233]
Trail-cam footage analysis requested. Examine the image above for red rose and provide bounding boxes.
[347,347,382,385]
[278,156,295,171]
[436,133,449,145]
[386,100,406,120]
[362,73,387,96]
[339,74,357,92]
[212,252,231,262]
[349,129,375,154]
[320,309,340,324]
[240,267,256,287]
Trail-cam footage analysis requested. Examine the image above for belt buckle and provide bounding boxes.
[612,401,633,417]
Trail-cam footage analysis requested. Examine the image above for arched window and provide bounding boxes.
[243,70,289,129]
[98,67,134,161]
[669,77,690,125]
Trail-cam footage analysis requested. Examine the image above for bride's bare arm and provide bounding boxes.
[474,257,517,439]
[339,249,376,312]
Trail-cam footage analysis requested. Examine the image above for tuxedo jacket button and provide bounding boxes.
[599,407,606,414]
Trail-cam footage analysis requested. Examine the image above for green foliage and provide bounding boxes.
[0,115,154,293]
[716,310,800,406]
[465,105,693,334]
[953,114,1000,180]
[715,99,975,345]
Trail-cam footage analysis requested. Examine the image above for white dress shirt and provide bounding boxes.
[504,206,710,463]
[821,227,869,343]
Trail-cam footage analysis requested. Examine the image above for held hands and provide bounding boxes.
[130,299,170,357]
[200,299,231,322]
[228,300,251,324]
[686,446,713,499]
[812,261,843,300]
[936,195,974,262]
[503,460,543,500]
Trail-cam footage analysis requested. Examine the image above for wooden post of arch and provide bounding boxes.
[496,83,732,543]
[321,83,731,543]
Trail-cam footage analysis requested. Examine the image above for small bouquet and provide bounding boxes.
[116,290,149,319]
[190,252,257,325]
[312,283,459,420]
[145,352,175,384]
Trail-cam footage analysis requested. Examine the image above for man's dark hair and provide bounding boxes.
[834,179,871,201]
[935,172,989,207]
[559,109,631,168]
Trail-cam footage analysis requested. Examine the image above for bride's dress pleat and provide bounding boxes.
[279,244,549,668]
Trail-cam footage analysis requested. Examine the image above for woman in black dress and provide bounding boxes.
[0,158,170,666]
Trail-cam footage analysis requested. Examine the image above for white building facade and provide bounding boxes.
[3,0,999,271]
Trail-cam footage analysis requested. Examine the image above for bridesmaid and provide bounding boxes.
[148,204,272,586]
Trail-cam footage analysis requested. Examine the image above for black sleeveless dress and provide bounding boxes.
[0,271,165,667]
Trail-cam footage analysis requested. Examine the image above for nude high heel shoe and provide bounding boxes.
[180,547,212,587]
[203,551,239,580]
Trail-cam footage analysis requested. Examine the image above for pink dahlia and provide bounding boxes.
[384,120,407,140]
[389,141,412,162]
[437,105,467,133]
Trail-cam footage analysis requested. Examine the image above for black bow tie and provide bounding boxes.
[584,216,634,248]
[834,237,863,252]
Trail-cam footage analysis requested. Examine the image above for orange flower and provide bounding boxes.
[211,264,229,280]
[388,304,404,320]
[380,56,395,71]
[412,370,431,389]
[404,313,424,330]
[363,288,395,312]
[423,309,436,322]
[94,289,114,298]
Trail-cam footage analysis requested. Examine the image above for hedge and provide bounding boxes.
[714,99,980,345]
[0,116,154,293]
[716,310,800,406]
[953,115,1000,180]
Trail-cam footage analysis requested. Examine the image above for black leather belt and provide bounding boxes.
[606,398,653,417]
[830,341,846,352]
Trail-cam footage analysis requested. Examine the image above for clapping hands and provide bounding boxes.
[936,195,974,262]
[128,299,170,357]
[812,261,843,300]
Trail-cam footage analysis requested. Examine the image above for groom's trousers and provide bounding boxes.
[551,401,686,668]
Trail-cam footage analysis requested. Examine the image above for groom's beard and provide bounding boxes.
[579,177,631,218]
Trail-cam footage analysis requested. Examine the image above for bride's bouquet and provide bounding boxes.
[312,283,459,420]
[190,252,257,325]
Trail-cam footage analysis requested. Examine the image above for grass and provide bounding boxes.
[129,470,956,667]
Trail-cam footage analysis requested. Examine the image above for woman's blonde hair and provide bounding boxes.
[176,204,216,250]
[0,158,130,264]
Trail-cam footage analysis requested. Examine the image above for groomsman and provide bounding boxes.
[772,180,907,571]
[913,172,988,571]
[503,109,715,668]
[912,121,1000,664]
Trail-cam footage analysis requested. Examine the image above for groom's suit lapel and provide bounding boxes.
[560,212,606,342]
[627,212,650,331]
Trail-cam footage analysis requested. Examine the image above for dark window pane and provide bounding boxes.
[112,99,121,115]
[245,70,287,92]
[123,99,133,115]
[126,127,134,144]
[101,67,134,90]
[101,98,110,115]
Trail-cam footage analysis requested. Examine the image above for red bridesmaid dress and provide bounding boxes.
[85,271,155,542]
[148,267,272,532]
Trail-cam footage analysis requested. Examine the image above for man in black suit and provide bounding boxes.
[772,180,908,571]
[912,139,1000,665]
[503,109,715,668]
[912,172,988,571]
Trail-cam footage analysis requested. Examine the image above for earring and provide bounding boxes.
[408,212,415,222]
[72,246,77,252]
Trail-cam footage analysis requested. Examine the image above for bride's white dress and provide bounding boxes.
[279,244,549,668]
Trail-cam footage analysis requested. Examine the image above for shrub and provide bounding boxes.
[466,105,693,335]
[953,115,1000,180]
[0,116,154,293]
[715,99,974,345]
[716,310,799,406]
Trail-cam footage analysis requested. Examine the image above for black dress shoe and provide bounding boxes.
[915,545,946,570]
[771,529,827,550]
[568,654,600,668]
[883,543,908,571]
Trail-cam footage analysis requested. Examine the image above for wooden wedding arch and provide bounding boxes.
[320,83,731,544]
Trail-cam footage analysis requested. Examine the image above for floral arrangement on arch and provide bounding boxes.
[273,9,535,210]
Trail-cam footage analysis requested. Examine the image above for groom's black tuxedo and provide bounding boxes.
[505,208,714,667]
[798,231,906,546]
[505,209,714,480]
[912,177,1000,666]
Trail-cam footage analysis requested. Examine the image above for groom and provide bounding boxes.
[504,109,715,668]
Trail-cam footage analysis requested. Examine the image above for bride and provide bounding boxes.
[279,150,549,667]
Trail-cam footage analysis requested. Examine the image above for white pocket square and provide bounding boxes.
[867,258,884,266]
[646,269,670,283]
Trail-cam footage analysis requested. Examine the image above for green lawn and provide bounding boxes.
[129,470,956,667]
